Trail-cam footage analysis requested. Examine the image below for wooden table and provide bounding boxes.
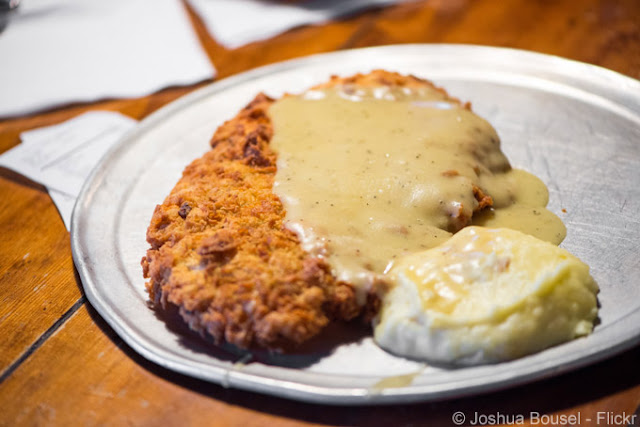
[1,1,639,425]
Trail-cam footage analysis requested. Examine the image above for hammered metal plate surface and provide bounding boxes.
[71,45,640,405]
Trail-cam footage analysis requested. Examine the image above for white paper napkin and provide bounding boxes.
[0,0,215,118]
[0,111,137,230]
[187,0,409,49]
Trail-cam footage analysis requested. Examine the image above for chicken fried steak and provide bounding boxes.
[141,71,493,351]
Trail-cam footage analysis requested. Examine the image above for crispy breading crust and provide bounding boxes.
[141,70,493,351]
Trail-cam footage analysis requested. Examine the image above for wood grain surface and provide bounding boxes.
[1,0,639,425]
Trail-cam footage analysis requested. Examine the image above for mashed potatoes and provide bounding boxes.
[374,227,599,365]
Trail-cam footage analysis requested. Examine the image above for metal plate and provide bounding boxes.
[71,44,640,405]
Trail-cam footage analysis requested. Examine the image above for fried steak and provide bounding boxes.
[141,71,492,351]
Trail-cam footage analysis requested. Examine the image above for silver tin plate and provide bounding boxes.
[71,44,640,405]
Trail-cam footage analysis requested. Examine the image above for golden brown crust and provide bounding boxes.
[142,92,361,350]
[142,70,490,351]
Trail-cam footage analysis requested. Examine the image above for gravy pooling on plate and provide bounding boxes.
[269,84,566,300]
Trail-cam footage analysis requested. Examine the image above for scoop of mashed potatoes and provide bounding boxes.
[373,227,599,365]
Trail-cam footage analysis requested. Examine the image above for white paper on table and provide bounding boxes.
[0,0,215,118]
[187,0,410,49]
[48,189,77,231]
[0,111,137,230]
